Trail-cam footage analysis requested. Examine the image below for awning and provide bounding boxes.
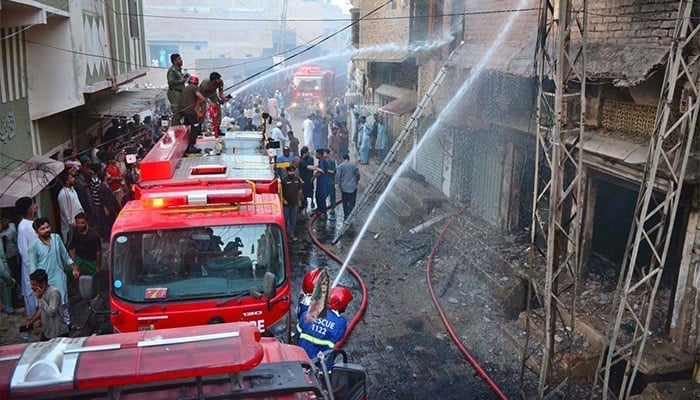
[375,84,415,99]
[351,46,409,63]
[379,95,416,116]
[81,88,167,119]
[0,155,65,208]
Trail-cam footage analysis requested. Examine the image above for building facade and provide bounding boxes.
[351,0,700,381]
[142,0,350,87]
[0,0,148,219]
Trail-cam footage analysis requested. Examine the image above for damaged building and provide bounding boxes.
[349,0,699,396]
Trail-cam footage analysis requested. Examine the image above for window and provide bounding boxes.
[128,0,139,38]
[111,224,286,303]
[350,8,360,48]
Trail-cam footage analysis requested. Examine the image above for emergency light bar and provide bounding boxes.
[140,188,253,207]
[190,165,227,175]
[297,66,322,74]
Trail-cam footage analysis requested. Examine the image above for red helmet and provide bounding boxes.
[188,75,200,85]
[329,287,353,311]
[302,269,322,295]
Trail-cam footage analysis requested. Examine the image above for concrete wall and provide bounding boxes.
[0,96,33,182]
[35,0,68,11]
[25,1,147,119]
[0,26,33,174]
[0,0,147,189]
[26,17,84,120]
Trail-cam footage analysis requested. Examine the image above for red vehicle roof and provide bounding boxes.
[113,192,284,233]
[5,323,265,397]
[1,323,333,400]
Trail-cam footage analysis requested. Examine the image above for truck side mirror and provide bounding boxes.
[330,362,367,400]
[263,272,276,298]
[79,275,97,300]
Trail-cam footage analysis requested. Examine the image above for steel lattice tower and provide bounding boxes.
[519,0,587,398]
[594,1,699,398]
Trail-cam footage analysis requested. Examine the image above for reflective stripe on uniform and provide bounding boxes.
[298,332,337,349]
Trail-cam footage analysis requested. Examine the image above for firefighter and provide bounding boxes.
[180,75,209,154]
[297,286,352,369]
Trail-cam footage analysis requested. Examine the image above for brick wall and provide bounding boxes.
[358,0,410,48]
[582,0,678,44]
[576,0,678,83]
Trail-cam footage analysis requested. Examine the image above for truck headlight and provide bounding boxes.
[265,311,291,343]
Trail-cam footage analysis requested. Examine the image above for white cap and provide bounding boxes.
[276,121,283,127]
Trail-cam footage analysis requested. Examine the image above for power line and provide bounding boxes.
[222,0,395,94]
[117,8,681,23]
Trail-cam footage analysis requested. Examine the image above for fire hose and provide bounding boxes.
[308,204,508,399]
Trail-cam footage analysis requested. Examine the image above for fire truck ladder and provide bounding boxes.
[518,0,587,398]
[594,2,699,399]
[332,47,458,243]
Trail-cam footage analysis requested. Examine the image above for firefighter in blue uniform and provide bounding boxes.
[298,286,353,368]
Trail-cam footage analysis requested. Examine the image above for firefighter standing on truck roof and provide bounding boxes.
[166,53,189,125]
[179,75,209,154]
[298,286,353,369]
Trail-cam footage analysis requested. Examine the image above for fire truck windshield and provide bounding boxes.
[293,76,322,90]
[111,224,285,303]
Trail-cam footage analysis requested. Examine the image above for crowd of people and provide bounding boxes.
[0,109,163,340]
[0,54,391,342]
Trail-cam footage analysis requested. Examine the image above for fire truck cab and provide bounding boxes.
[289,66,334,111]
[108,126,291,341]
[0,322,367,400]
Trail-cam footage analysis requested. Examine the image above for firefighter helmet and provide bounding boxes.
[329,286,353,311]
[302,269,322,295]
[188,75,200,85]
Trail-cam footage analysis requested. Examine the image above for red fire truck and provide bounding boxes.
[107,126,292,341]
[0,322,367,399]
[289,66,334,111]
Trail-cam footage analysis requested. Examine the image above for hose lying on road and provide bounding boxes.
[307,204,508,399]
[426,208,509,400]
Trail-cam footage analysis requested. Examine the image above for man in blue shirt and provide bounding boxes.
[298,286,353,369]
[276,146,295,179]
[28,218,79,306]
[335,154,360,219]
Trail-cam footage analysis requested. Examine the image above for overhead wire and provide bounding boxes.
[111,7,656,23]
[1,1,678,205]
[222,0,395,94]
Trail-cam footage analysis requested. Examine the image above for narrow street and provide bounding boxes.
[289,161,538,399]
[3,1,700,399]
[0,174,535,399]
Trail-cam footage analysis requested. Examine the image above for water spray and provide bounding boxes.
[332,0,530,288]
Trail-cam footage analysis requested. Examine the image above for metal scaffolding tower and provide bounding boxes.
[595,1,699,398]
[332,47,459,243]
[519,0,587,398]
